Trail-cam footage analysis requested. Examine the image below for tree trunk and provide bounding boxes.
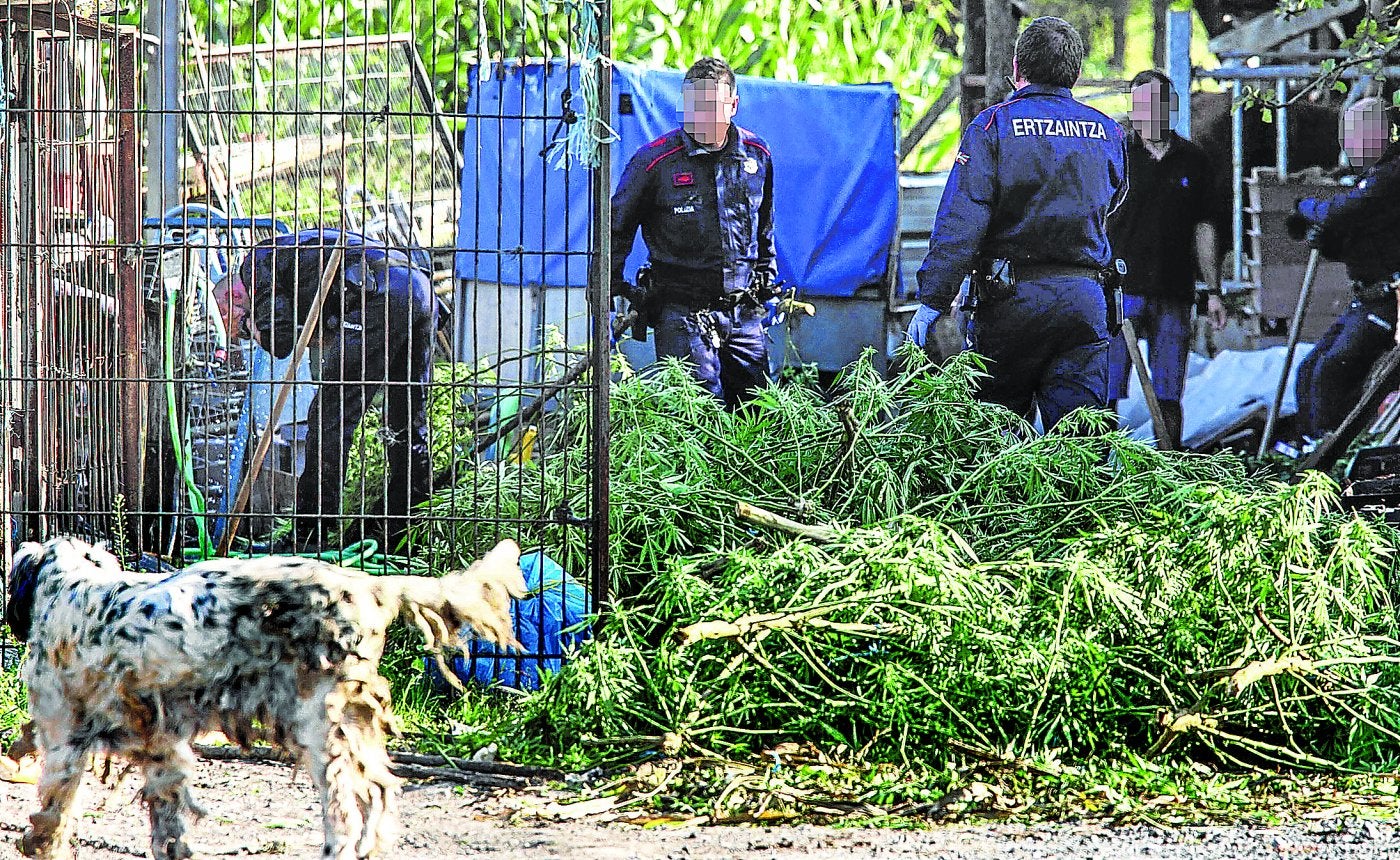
[984,0,1016,105]
[1192,0,1229,40]
[960,0,986,127]
[1111,0,1129,73]
[1151,0,1169,69]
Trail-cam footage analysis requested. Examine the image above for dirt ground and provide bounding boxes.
[1,757,1398,859]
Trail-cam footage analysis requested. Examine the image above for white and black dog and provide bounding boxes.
[5,537,524,860]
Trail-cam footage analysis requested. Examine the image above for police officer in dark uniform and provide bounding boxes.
[907,17,1128,431]
[1107,70,1226,451]
[216,228,437,550]
[1288,97,1400,442]
[611,56,778,409]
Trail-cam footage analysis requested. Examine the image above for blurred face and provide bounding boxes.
[213,274,251,342]
[1129,79,1177,141]
[1342,104,1389,168]
[682,78,737,148]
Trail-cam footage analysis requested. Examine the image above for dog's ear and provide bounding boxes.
[5,542,47,642]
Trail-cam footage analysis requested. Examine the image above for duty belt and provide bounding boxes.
[1015,263,1105,282]
[659,290,740,311]
[1352,279,1398,303]
[649,263,774,312]
[657,281,753,312]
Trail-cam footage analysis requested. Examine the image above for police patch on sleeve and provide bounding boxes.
[955,151,970,166]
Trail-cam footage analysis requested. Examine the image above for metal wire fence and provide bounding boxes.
[0,0,614,688]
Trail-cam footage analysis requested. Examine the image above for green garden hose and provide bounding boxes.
[164,283,215,558]
[180,539,432,575]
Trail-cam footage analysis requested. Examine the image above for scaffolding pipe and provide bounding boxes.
[1195,65,1400,81]
[1216,50,1400,61]
[1167,10,1193,138]
[1276,78,1288,176]
[1232,78,1244,285]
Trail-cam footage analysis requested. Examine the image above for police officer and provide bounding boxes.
[908,17,1128,431]
[1288,97,1400,442]
[215,228,437,551]
[611,56,777,409]
[1107,70,1226,451]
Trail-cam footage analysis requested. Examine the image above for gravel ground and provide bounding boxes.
[1,757,1397,858]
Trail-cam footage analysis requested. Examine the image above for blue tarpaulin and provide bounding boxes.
[454,60,899,299]
[426,550,592,692]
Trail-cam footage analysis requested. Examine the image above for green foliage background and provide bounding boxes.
[177,0,1220,172]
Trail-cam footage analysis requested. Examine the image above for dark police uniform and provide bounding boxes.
[612,124,777,408]
[241,228,437,549]
[917,84,1128,430]
[1106,130,1219,445]
[1291,141,1400,440]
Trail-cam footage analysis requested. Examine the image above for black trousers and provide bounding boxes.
[294,267,436,549]
[1295,292,1398,440]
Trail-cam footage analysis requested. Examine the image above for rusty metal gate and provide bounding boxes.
[0,0,615,686]
[0,4,141,560]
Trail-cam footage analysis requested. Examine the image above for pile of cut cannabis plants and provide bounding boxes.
[419,350,1400,777]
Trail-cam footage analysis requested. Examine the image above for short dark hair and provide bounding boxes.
[684,57,736,91]
[1348,95,1389,122]
[1014,17,1084,89]
[1130,69,1173,92]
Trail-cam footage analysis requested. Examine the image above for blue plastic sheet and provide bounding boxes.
[454,60,899,298]
[428,550,592,692]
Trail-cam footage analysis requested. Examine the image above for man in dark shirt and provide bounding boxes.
[1106,70,1225,451]
[1288,97,1400,441]
[611,57,777,409]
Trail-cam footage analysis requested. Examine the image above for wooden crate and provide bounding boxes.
[1246,168,1354,342]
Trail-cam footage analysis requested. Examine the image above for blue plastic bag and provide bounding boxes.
[425,550,592,692]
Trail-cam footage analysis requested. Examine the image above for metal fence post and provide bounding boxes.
[589,0,613,616]
[143,0,181,217]
[117,32,147,547]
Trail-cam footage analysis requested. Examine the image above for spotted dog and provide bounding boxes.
[5,537,525,860]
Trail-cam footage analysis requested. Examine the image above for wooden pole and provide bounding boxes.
[1259,248,1320,459]
[983,0,1016,107]
[735,501,838,543]
[959,0,987,127]
[899,79,961,162]
[1121,318,1172,449]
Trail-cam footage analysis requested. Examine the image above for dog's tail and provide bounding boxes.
[380,540,526,671]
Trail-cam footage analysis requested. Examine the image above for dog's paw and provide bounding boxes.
[18,829,73,860]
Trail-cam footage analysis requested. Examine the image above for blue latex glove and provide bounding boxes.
[608,311,619,347]
[760,280,795,329]
[905,304,942,348]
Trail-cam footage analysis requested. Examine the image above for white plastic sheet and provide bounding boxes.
[1117,344,1316,449]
